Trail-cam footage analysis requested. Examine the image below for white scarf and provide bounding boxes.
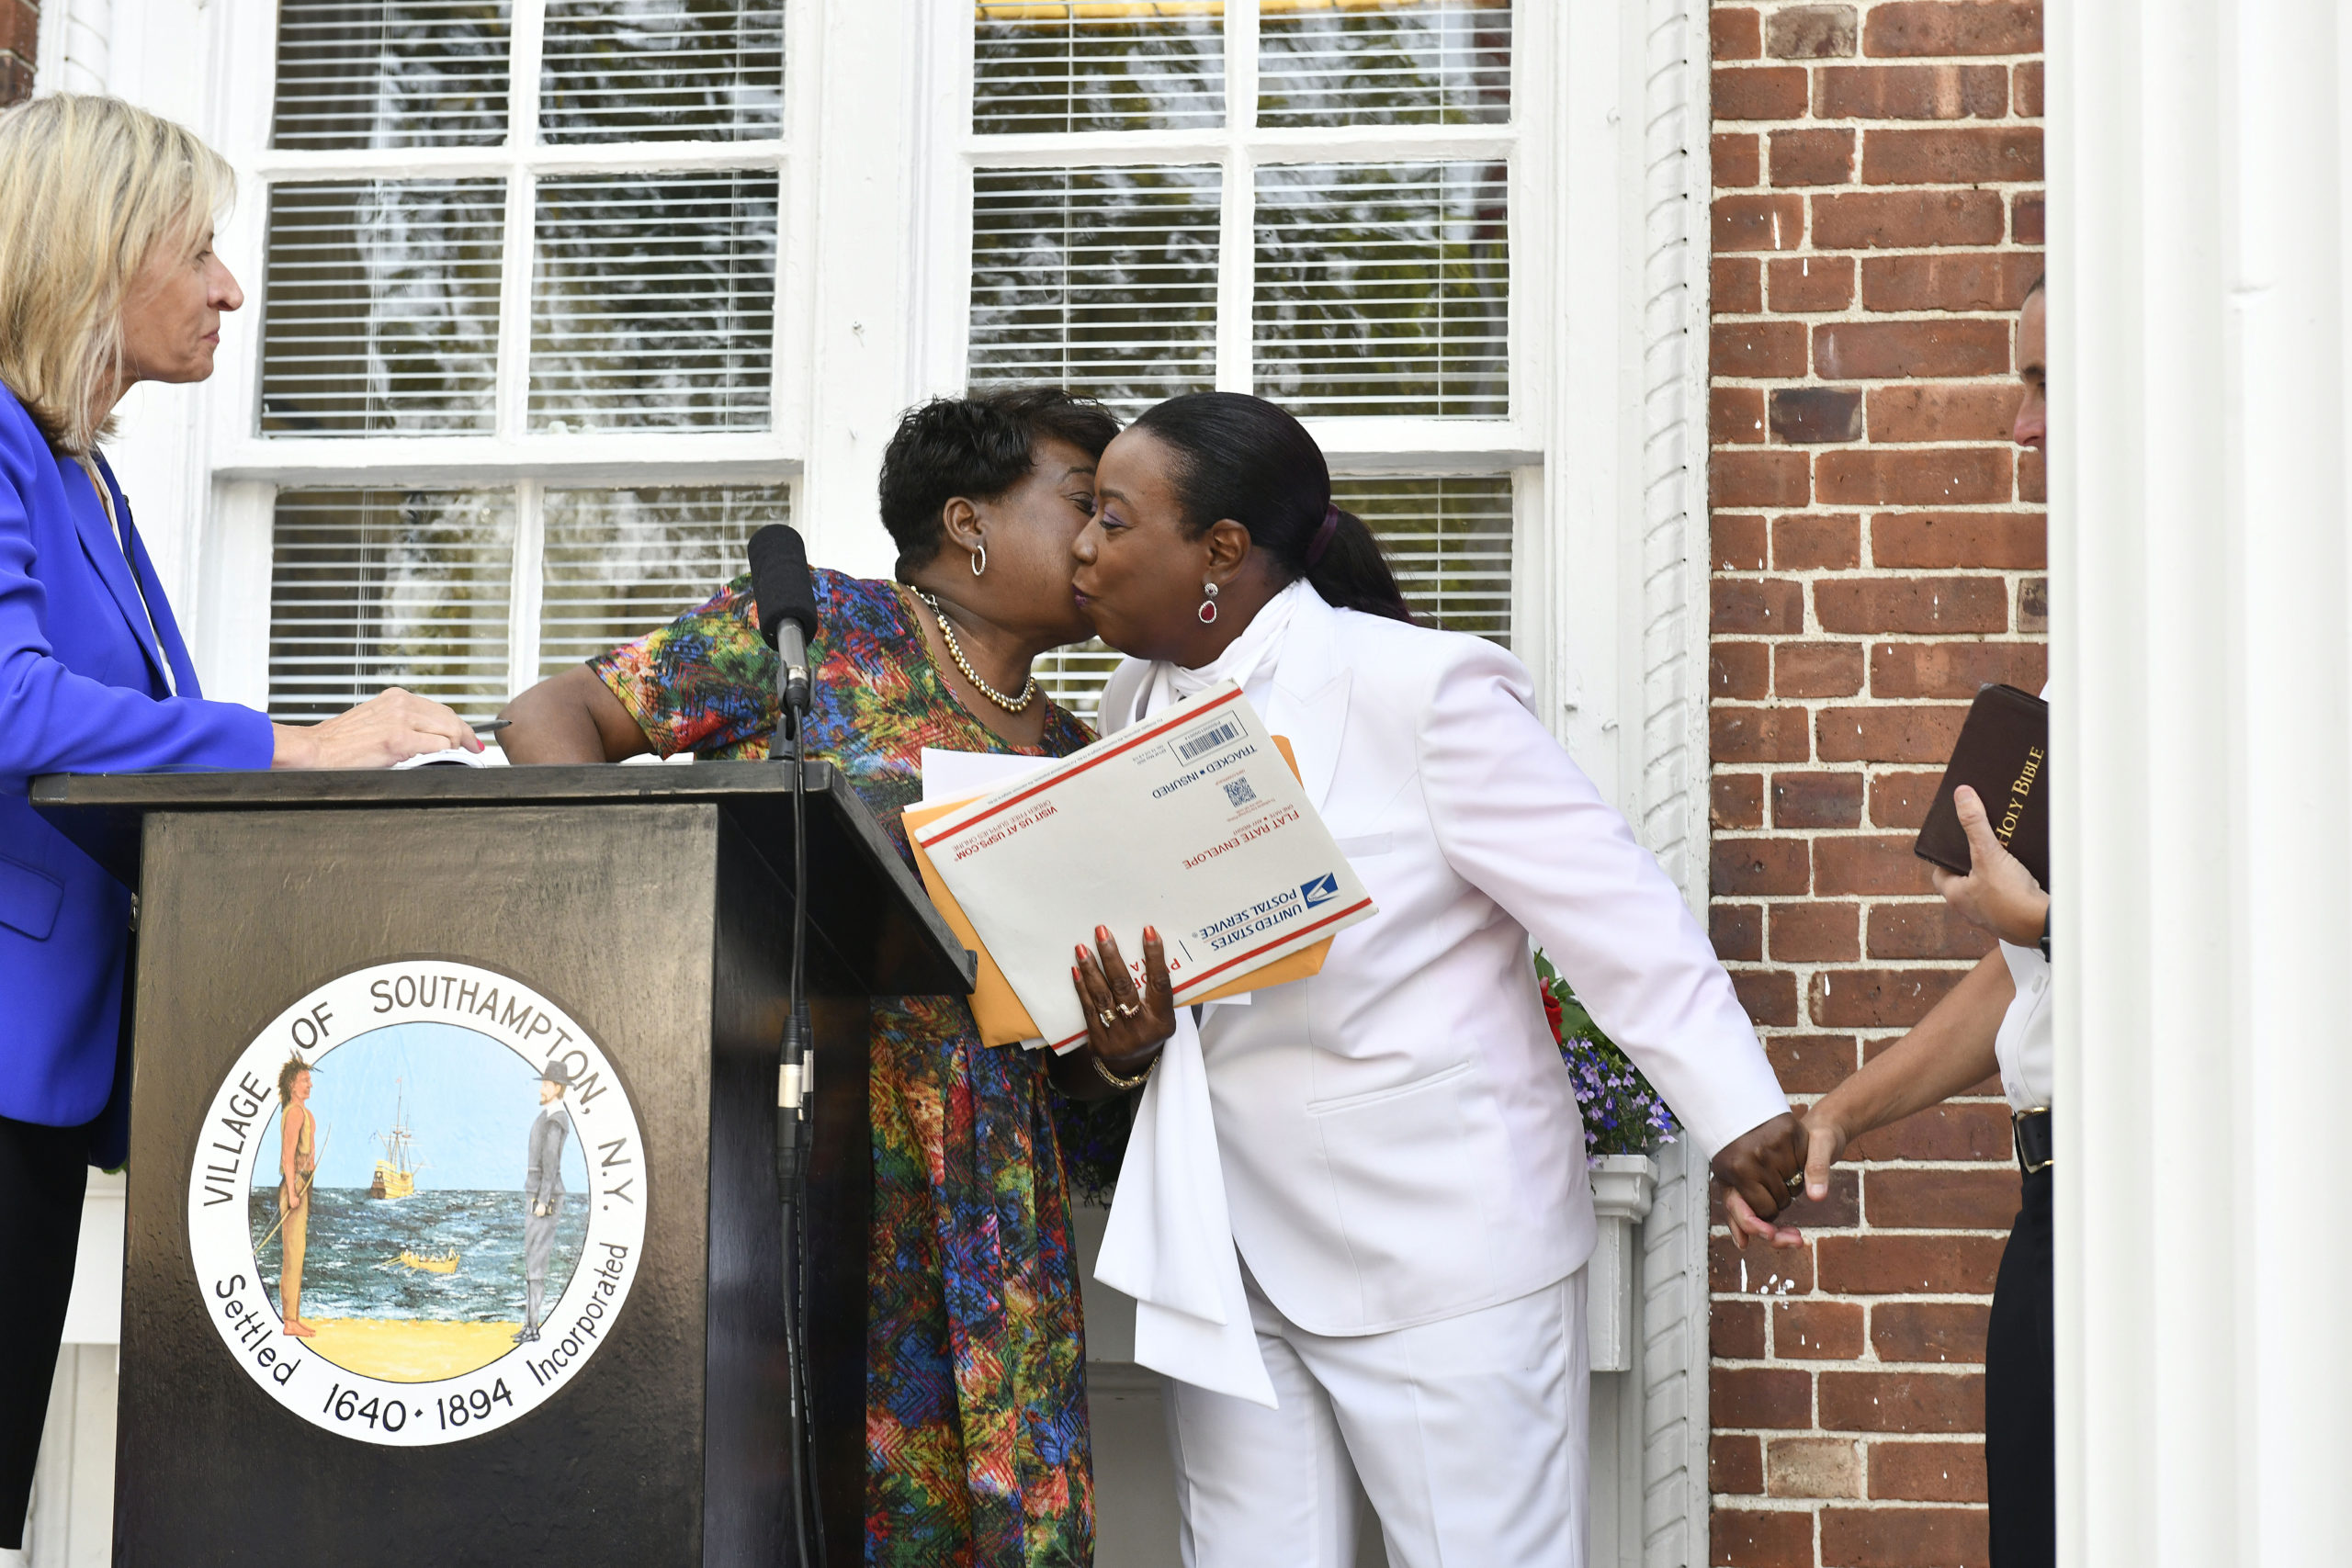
[1091,581,1315,1409]
[1136,577,1308,726]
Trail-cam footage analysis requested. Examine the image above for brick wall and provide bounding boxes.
[3,0,36,106]
[1706,4,2044,1565]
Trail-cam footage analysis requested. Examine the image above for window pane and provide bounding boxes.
[1035,639,1124,723]
[969,165,1220,415]
[260,181,504,436]
[537,483,787,675]
[1258,0,1510,128]
[1253,161,1508,417]
[1333,475,1511,646]
[974,1,1223,134]
[269,489,515,722]
[539,0,785,142]
[529,173,779,432]
[271,0,512,149]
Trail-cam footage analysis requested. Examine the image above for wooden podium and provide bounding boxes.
[32,762,973,1567]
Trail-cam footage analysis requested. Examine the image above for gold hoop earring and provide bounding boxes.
[970,542,987,577]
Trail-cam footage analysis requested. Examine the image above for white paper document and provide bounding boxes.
[911,682,1376,1051]
[919,747,1047,806]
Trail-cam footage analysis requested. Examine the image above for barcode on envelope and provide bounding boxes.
[1174,719,1244,762]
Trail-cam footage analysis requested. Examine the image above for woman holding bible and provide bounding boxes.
[1062,392,1807,1568]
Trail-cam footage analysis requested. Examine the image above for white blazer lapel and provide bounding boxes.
[1263,590,1351,811]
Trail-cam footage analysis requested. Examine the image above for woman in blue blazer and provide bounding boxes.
[0,96,477,1544]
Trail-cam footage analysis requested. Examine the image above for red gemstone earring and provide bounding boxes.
[1198,581,1219,624]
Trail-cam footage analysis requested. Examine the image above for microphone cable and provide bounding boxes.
[750,525,825,1568]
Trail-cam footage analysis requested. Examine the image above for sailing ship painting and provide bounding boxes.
[248,1022,590,1383]
[368,1079,421,1200]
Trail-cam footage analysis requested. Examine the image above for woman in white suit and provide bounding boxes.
[1064,393,1809,1568]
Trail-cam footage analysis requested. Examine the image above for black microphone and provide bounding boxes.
[748,524,820,716]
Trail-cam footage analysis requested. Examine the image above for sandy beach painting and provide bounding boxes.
[246,1021,590,1383]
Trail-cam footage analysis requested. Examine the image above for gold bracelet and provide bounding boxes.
[1091,1048,1155,1091]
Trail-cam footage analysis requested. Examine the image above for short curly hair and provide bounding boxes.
[877,387,1121,579]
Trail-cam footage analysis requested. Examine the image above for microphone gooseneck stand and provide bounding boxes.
[778,690,823,1568]
[750,525,825,1568]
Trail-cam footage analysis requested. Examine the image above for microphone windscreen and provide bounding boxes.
[747,525,820,649]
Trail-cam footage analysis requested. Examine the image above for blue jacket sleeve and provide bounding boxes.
[0,438,275,783]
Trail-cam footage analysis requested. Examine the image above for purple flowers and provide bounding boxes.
[1536,951,1680,1167]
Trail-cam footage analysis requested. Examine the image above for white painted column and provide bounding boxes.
[2050,2,2352,1562]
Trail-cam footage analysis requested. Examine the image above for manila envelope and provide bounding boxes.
[903,736,1331,1047]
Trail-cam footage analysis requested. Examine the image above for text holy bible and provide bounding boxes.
[1914,683,2049,888]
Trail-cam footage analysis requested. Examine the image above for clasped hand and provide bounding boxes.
[1713,1112,1810,1251]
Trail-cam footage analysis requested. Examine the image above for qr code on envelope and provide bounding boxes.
[1222,777,1257,809]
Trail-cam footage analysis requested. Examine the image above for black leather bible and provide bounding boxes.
[1913,683,2049,887]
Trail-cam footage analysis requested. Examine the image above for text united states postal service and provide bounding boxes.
[915,682,1375,1049]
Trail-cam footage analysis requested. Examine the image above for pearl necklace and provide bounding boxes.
[915,589,1036,715]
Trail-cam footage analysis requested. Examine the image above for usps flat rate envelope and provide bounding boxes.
[911,681,1377,1051]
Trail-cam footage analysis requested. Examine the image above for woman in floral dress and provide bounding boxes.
[498,388,1158,1566]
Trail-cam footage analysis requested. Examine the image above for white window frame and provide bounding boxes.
[911,0,1552,697]
[191,0,824,707]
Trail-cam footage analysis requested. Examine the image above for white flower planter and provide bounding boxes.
[1586,1153,1658,1373]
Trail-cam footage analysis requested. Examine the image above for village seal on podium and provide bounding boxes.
[186,960,648,1446]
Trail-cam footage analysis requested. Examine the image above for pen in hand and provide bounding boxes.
[476,719,512,733]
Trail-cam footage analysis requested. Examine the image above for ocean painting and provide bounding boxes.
[247,1020,591,1383]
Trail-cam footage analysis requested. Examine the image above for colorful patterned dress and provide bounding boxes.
[591,569,1095,1567]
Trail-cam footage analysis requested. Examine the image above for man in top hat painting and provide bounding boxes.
[517,1060,573,1344]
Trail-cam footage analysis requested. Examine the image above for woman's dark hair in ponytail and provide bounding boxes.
[1128,392,1414,623]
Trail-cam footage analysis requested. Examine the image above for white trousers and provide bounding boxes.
[1163,1266,1589,1568]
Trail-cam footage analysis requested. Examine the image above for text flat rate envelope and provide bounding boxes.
[912,682,1377,1051]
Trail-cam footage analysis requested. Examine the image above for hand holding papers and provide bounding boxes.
[909,682,1377,1052]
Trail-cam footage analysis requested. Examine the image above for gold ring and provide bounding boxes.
[1116,1000,1142,1018]
[1785,1171,1805,1196]
[1097,1009,1118,1030]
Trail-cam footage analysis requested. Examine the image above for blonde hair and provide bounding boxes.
[0,96,234,454]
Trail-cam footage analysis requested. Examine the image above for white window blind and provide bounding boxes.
[260,180,505,434]
[968,164,1222,413]
[973,2,1224,133]
[270,0,513,150]
[268,489,516,720]
[254,0,791,721]
[1254,160,1509,417]
[962,2,1521,716]
[268,484,785,721]
[528,173,779,432]
[538,0,785,142]
[1256,0,1511,127]
[536,483,786,677]
[258,0,786,442]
